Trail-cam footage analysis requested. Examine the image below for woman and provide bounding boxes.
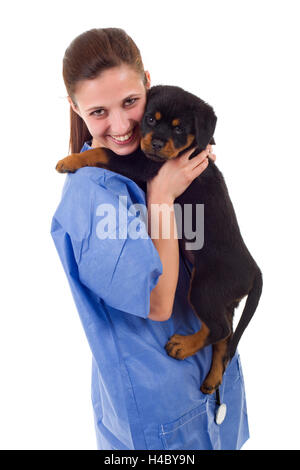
[51,28,249,450]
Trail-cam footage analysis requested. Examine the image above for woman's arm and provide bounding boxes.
[147,145,215,321]
[147,194,179,321]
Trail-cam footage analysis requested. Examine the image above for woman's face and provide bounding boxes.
[69,65,151,155]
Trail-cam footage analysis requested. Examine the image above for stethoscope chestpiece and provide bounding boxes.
[215,388,227,425]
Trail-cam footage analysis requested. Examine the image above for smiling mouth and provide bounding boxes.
[108,125,138,144]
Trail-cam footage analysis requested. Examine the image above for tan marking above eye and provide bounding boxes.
[172,118,180,126]
[155,111,162,120]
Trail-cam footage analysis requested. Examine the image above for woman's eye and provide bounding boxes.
[91,98,138,117]
[91,109,105,117]
[125,98,137,106]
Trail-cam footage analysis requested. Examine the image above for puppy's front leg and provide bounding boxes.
[165,322,210,360]
[56,147,110,173]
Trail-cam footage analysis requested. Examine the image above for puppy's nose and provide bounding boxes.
[151,138,165,151]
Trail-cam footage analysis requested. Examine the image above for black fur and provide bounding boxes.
[104,85,263,362]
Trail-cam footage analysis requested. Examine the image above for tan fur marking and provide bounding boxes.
[141,133,195,160]
[172,118,180,126]
[140,131,153,153]
[56,148,109,173]
[155,111,162,120]
[165,321,210,360]
[163,134,196,159]
[201,338,229,394]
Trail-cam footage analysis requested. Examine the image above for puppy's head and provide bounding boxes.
[140,85,217,162]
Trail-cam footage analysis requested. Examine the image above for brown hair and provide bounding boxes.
[63,28,148,153]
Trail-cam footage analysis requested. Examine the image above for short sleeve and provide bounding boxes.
[55,168,162,318]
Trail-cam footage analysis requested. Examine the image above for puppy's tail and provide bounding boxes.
[228,270,263,360]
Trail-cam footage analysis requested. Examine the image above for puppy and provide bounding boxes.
[56,85,263,394]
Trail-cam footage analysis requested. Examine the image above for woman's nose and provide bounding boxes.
[109,111,131,135]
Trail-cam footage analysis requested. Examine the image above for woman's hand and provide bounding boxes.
[147,145,216,202]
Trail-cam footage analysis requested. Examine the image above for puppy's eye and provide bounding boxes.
[146,116,156,126]
[174,126,184,135]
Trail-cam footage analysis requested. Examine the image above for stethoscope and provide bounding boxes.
[180,246,227,426]
[215,388,227,425]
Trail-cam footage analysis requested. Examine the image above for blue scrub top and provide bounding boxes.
[51,141,249,450]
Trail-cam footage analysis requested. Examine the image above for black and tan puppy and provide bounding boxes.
[56,85,263,394]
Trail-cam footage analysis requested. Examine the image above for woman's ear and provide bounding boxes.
[145,70,151,89]
[194,103,217,150]
[67,96,81,116]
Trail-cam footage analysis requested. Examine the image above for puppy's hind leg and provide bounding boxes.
[165,269,231,361]
[188,270,232,345]
[200,338,229,394]
[201,307,234,394]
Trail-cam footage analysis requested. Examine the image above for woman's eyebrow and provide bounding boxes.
[86,93,142,112]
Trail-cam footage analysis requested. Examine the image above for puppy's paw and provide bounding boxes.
[200,371,223,395]
[55,154,83,173]
[165,334,197,360]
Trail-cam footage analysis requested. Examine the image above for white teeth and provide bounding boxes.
[111,129,133,142]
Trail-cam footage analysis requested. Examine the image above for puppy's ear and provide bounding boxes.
[194,103,217,150]
[146,85,163,101]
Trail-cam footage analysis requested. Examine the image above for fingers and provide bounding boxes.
[207,144,216,162]
[188,146,211,169]
[180,145,206,161]
[190,144,217,177]
[180,144,216,175]
[192,156,209,177]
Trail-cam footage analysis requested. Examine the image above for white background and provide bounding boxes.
[0,0,299,450]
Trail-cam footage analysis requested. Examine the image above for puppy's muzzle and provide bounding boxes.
[151,138,165,151]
